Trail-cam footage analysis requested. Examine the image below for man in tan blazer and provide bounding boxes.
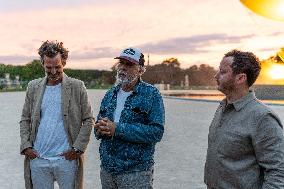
[20,40,93,189]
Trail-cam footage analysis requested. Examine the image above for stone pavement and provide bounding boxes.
[1,90,283,189]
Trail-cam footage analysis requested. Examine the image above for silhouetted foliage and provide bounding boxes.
[143,58,217,86]
[0,60,116,89]
[1,57,217,89]
[183,64,216,86]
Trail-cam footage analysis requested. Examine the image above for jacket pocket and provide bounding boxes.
[132,107,148,115]
[127,107,148,123]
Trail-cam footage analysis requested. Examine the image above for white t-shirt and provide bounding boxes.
[33,83,70,160]
[113,88,132,123]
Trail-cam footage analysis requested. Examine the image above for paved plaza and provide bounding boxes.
[1,90,283,189]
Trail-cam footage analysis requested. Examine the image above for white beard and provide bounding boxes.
[115,71,139,86]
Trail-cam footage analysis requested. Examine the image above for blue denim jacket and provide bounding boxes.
[95,80,165,174]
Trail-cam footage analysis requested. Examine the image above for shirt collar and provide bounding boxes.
[220,90,256,111]
[113,79,143,94]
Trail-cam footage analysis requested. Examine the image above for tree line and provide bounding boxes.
[0,60,115,89]
[143,58,216,87]
[0,58,217,89]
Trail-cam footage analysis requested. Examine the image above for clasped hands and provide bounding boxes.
[23,147,82,161]
[95,117,116,138]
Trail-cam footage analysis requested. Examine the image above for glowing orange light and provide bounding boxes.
[240,0,284,21]
[277,48,284,62]
[268,64,284,80]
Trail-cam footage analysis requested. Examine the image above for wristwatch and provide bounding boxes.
[73,147,83,154]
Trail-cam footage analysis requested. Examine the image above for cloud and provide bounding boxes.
[0,47,120,66]
[268,31,284,36]
[137,33,255,54]
[70,47,120,60]
[0,0,94,12]
[258,47,279,52]
[0,55,37,64]
[0,33,256,66]
[0,0,131,12]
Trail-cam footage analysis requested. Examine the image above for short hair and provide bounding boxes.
[38,40,69,66]
[224,49,261,87]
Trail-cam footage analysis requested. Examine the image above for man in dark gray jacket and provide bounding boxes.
[204,49,284,189]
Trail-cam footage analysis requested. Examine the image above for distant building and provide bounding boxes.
[154,83,170,91]
[0,73,22,90]
[184,75,189,89]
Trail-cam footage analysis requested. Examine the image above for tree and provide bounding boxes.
[161,57,180,68]
[184,64,216,86]
[22,60,45,80]
[143,57,183,85]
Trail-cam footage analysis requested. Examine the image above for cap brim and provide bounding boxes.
[114,56,139,65]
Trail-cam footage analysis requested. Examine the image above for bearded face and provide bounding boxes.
[215,57,236,95]
[115,60,143,86]
[116,69,139,85]
[43,53,64,85]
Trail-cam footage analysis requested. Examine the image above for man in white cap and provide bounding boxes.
[94,47,165,189]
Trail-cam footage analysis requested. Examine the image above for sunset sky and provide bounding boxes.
[0,0,284,70]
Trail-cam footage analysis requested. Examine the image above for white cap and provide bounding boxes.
[115,47,145,66]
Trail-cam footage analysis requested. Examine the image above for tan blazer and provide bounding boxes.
[20,73,94,189]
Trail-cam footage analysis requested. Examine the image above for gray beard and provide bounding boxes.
[115,71,138,86]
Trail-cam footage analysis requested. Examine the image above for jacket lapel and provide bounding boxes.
[61,73,72,142]
[61,73,71,116]
[33,77,47,126]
